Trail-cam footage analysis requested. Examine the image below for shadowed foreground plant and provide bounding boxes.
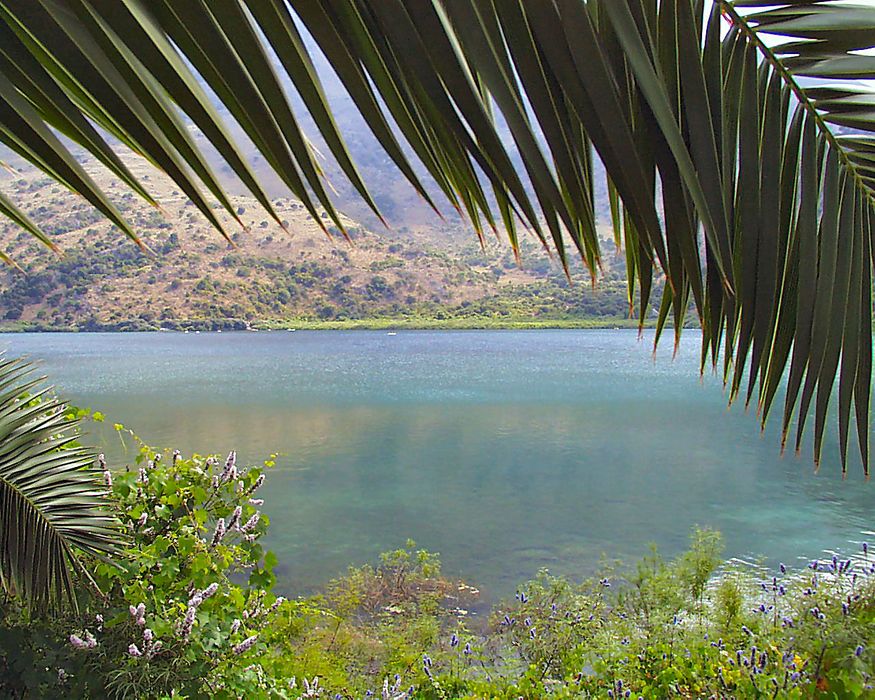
[85,436,285,699]
[0,429,288,699]
[0,353,118,612]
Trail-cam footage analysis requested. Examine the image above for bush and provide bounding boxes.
[0,427,284,699]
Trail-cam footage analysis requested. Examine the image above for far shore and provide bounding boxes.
[0,316,686,333]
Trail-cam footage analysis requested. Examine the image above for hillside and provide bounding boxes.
[200,43,615,233]
[0,158,640,331]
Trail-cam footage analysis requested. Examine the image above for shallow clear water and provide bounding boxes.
[1,330,872,597]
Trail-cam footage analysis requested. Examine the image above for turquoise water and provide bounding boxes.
[1,330,872,597]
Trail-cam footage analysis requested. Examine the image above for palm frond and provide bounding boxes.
[0,354,120,611]
[0,1,873,473]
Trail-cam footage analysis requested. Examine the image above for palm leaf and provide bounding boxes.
[0,1,873,473]
[0,354,120,611]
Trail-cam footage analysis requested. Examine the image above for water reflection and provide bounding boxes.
[1,330,872,597]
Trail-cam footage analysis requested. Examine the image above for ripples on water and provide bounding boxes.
[1,330,872,598]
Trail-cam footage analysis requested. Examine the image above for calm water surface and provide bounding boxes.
[1,330,872,597]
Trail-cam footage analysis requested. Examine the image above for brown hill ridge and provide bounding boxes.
[0,157,634,331]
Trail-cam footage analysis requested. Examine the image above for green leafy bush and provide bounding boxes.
[0,428,285,699]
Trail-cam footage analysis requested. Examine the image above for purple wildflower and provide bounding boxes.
[221,451,237,483]
[228,506,242,531]
[232,635,257,655]
[247,474,265,495]
[241,512,260,532]
[179,606,196,640]
[211,518,226,547]
[856,645,865,657]
[128,644,142,658]
[129,603,145,627]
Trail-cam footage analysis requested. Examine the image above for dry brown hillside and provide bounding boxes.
[0,157,635,330]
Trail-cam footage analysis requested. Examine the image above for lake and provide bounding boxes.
[1,330,872,599]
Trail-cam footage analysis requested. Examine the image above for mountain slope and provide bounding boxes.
[0,158,637,331]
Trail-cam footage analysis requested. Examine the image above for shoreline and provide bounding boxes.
[0,316,679,333]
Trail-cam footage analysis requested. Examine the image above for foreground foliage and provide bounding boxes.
[265,530,875,699]
[0,429,872,698]
[0,430,282,698]
[0,356,118,611]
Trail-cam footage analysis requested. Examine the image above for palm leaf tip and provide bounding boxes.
[0,354,120,612]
